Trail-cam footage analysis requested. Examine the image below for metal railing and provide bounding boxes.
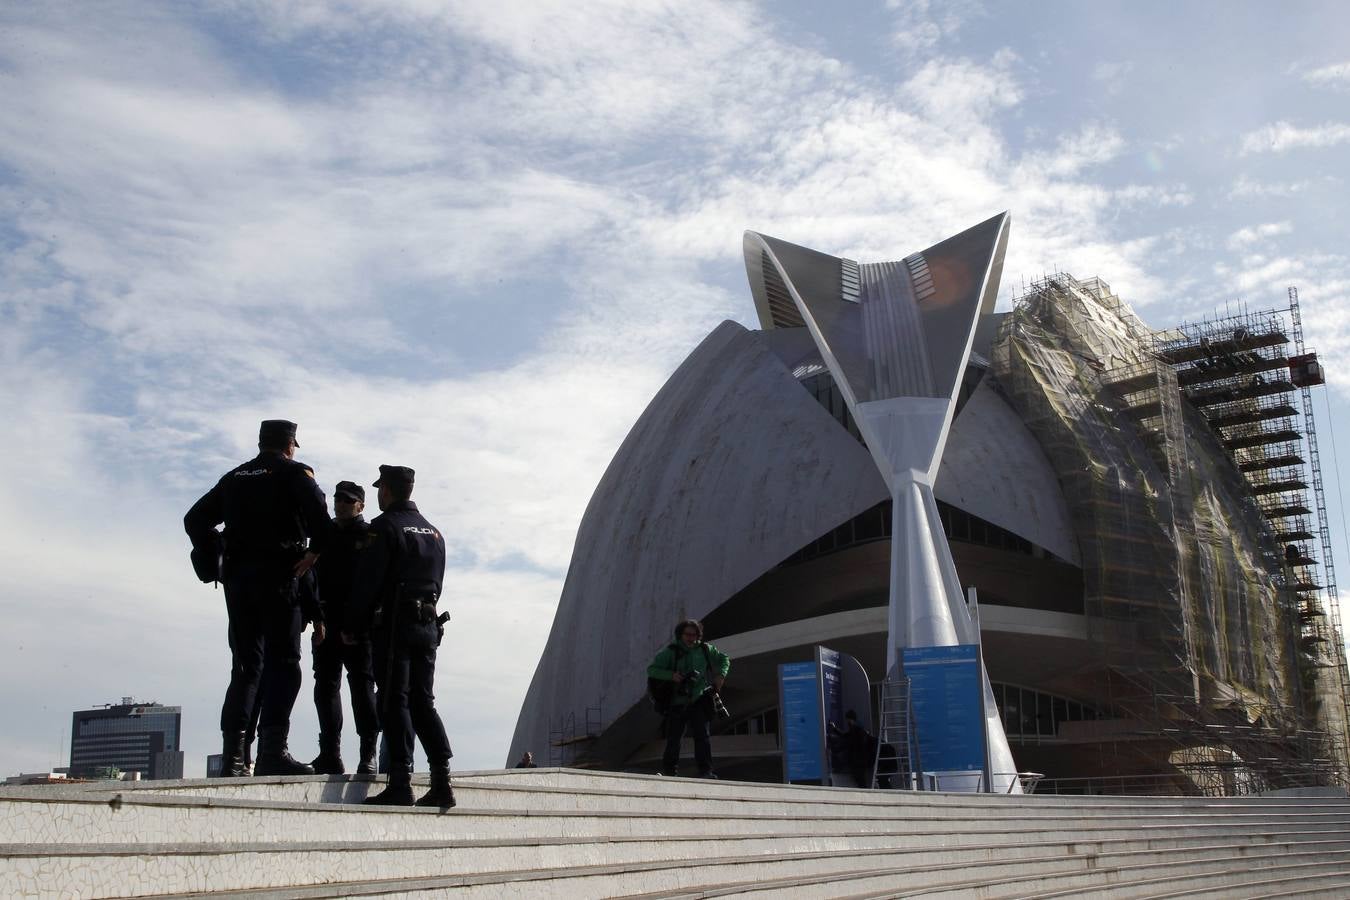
[1033,767,1347,797]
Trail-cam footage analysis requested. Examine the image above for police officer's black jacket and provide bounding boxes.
[346,500,445,636]
[184,451,332,583]
[317,515,370,633]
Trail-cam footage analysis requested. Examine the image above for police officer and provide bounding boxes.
[184,419,331,777]
[309,480,380,775]
[345,465,455,808]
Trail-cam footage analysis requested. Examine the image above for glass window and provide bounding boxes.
[1004,691,1021,735]
[1019,688,1036,735]
[1053,698,1068,735]
[991,683,1100,739]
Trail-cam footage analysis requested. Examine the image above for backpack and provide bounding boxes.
[647,643,687,715]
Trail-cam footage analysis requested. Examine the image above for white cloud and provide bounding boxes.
[1092,60,1134,96]
[1113,185,1193,207]
[1228,175,1313,198]
[1240,121,1350,155]
[1227,221,1293,250]
[887,0,984,54]
[1304,61,1350,90]
[1016,123,1125,178]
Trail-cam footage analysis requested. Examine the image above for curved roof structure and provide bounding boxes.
[509,320,892,765]
[509,319,1080,765]
[936,380,1080,566]
[745,214,1010,408]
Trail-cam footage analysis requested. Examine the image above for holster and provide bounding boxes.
[190,533,224,584]
[406,596,438,623]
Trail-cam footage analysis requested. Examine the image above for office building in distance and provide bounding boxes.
[69,698,184,780]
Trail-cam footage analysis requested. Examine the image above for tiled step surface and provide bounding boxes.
[2,769,1349,898]
[10,836,1350,897]
[5,789,1348,850]
[16,774,1350,839]
[56,768,1348,812]
[151,846,1350,900]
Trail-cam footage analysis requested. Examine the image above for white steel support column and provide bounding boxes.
[745,213,1018,793]
[858,398,1019,793]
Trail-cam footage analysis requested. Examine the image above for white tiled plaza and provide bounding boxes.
[5,769,1350,898]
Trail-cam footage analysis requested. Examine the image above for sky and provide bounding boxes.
[2,1,1349,777]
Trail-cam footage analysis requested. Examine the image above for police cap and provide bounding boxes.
[373,464,415,488]
[259,419,300,447]
[335,480,365,502]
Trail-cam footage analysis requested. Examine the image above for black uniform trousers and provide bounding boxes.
[313,634,378,738]
[220,563,304,734]
[371,616,452,779]
[662,692,714,775]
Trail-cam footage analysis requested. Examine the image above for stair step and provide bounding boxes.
[911,848,1350,899]
[1157,875,1350,899]
[157,842,1350,899]
[5,770,1348,898]
[6,785,1348,849]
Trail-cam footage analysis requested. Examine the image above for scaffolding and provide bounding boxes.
[989,273,1350,794]
[1156,289,1350,765]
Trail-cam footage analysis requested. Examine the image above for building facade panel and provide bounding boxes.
[935,379,1081,566]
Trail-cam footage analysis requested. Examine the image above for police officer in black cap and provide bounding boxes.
[345,465,455,807]
[184,419,332,777]
[308,480,380,775]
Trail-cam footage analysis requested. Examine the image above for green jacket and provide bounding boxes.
[648,640,731,707]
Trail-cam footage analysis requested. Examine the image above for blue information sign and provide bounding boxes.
[902,644,986,774]
[779,661,823,782]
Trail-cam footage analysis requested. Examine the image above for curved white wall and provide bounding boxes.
[508,323,1081,765]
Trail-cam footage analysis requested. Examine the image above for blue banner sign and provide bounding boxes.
[818,646,843,736]
[902,644,986,774]
[779,661,823,782]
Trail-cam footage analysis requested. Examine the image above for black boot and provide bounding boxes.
[254,725,315,776]
[356,733,378,776]
[364,772,415,806]
[218,731,250,778]
[309,734,345,775]
[415,760,456,809]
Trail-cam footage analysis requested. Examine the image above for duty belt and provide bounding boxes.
[404,596,438,622]
[225,539,305,559]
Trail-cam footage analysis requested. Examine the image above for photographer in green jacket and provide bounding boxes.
[648,618,731,778]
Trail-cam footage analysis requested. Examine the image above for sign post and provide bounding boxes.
[778,661,823,783]
[780,648,873,786]
[901,644,987,791]
[817,647,842,784]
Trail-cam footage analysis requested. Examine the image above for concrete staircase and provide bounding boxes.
[4,769,1350,898]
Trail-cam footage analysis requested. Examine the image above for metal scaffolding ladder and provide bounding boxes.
[873,672,917,789]
[1291,287,1350,736]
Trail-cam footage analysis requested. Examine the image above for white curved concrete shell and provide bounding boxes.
[509,317,1081,773]
[509,320,892,766]
[936,380,1080,567]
